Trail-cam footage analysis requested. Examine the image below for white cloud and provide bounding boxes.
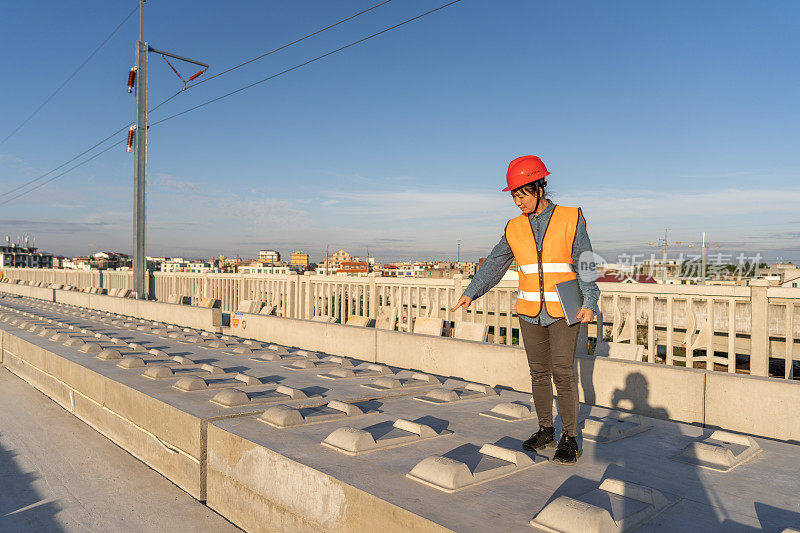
[155,173,200,193]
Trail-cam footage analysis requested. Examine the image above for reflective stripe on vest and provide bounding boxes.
[505,205,582,318]
[518,263,574,274]
[518,290,560,302]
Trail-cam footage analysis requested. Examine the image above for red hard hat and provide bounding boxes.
[502,155,550,191]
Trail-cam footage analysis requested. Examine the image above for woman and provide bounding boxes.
[451,155,599,465]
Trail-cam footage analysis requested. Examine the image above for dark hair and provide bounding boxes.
[512,178,548,198]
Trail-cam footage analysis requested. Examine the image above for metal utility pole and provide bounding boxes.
[129,0,208,299]
[700,232,707,284]
[457,238,462,263]
[648,229,686,284]
[132,0,148,299]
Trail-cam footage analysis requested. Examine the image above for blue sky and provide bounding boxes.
[1,0,799,264]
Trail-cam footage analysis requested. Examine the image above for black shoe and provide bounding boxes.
[522,426,556,451]
[552,432,581,464]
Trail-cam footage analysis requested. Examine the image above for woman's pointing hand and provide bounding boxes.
[451,295,472,312]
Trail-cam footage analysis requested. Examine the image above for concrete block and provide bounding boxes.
[479,402,536,422]
[258,304,276,315]
[173,373,263,392]
[345,315,371,327]
[322,418,452,456]
[415,382,498,404]
[166,293,188,305]
[593,341,645,361]
[281,358,340,371]
[312,314,338,323]
[673,430,762,472]
[453,321,489,342]
[259,400,371,428]
[361,372,439,391]
[581,411,653,443]
[97,348,122,360]
[237,300,262,314]
[117,356,147,369]
[198,297,220,309]
[78,342,103,355]
[375,307,397,331]
[210,385,309,408]
[317,363,393,380]
[142,363,225,380]
[413,317,444,337]
[530,478,678,533]
[407,444,542,493]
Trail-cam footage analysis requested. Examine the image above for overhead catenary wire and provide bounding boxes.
[0,1,398,199]
[1,0,463,203]
[0,122,133,199]
[0,4,139,147]
[151,0,464,128]
[143,0,397,119]
[0,140,125,207]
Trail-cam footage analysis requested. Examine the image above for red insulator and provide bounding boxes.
[127,67,137,93]
[126,126,135,153]
[187,70,205,82]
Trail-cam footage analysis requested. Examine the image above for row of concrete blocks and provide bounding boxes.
[2,278,134,296]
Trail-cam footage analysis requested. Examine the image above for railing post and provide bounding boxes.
[749,280,770,377]
[453,274,464,322]
[303,272,313,319]
[368,273,378,319]
[286,272,298,318]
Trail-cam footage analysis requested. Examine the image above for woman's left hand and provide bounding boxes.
[576,308,595,323]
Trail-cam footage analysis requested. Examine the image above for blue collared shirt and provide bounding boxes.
[463,201,600,326]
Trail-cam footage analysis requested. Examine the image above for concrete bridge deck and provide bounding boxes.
[0,292,798,532]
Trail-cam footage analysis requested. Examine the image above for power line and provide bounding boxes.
[1,0,463,203]
[0,4,138,147]
[0,1,399,200]
[151,0,463,127]
[0,140,124,207]
[0,122,132,199]
[188,0,393,90]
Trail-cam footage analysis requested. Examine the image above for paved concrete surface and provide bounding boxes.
[0,366,239,532]
[2,294,800,532]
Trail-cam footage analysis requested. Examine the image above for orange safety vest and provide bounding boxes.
[505,205,583,318]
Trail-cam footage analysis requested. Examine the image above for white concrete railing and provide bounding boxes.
[2,267,799,379]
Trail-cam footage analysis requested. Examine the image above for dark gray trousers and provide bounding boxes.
[519,317,580,436]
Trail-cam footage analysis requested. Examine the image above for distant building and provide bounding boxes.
[258,250,280,263]
[290,251,309,268]
[596,274,657,284]
[90,252,130,270]
[781,275,800,288]
[337,261,369,276]
[455,261,478,278]
[240,262,289,275]
[161,258,214,273]
[763,262,800,283]
[0,242,53,269]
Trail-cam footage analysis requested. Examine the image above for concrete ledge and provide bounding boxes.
[0,282,55,301]
[44,289,222,332]
[705,372,800,441]
[206,423,449,533]
[576,356,707,425]
[227,313,377,362]
[376,329,529,390]
[1,330,205,498]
